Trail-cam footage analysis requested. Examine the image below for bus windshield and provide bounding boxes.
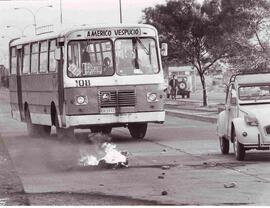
[115,38,159,75]
[67,39,114,77]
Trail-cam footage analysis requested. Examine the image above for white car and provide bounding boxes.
[217,73,270,161]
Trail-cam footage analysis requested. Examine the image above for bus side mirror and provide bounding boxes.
[161,43,168,57]
[54,48,61,60]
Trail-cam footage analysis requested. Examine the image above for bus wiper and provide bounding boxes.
[135,37,149,55]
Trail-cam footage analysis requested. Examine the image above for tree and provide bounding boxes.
[219,0,270,72]
[142,0,228,106]
[141,0,270,106]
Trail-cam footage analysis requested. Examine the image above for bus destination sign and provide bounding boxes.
[86,28,141,38]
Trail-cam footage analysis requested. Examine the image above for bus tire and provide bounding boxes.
[25,108,39,136]
[101,126,112,134]
[57,126,74,140]
[128,123,147,139]
[55,113,74,139]
[90,127,101,133]
[90,126,112,134]
[40,125,51,136]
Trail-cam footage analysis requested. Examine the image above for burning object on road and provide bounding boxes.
[79,133,128,169]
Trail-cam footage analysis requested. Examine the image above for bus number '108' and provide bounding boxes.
[75,80,91,87]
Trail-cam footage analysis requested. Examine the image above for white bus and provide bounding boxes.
[9,24,167,139]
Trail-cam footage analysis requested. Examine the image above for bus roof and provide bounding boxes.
[10,23,157,47]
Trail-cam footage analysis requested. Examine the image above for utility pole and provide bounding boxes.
[119,0,122,24]
[60,0,63,24]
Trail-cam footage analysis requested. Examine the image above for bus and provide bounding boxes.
[9,24,167,139]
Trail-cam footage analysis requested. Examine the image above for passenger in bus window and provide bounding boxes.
[81,49,92,75]
[102,57,113,75]
[81,49,90,63]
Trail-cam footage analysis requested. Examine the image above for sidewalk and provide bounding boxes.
[165,98,224,123]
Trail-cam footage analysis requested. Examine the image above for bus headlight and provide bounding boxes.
[75,95,88,105]
[147,92,158,102]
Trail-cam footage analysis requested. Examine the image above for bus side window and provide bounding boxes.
[49,39,57,72]
[22,44,30,74]
[10,47,17,75]
[68,42,81,77]
[39,41,48,73]
[31,43,39,73]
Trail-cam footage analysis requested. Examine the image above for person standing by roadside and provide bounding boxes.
[169,75,178,100]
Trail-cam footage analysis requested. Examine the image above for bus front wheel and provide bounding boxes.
[128,123,147,139]
[55,114,74,139]
[91,126,112,134]
[39,125,51,136]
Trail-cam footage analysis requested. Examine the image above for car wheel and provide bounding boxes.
[233,131,245,161]
[219,136,229,154]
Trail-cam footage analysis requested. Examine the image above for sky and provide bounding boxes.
[0,0,167,64]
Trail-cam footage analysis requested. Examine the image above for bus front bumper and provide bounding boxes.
[65,111,165,127]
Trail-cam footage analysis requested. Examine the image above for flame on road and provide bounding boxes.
[79,133,128,168]
[0,198,9,206]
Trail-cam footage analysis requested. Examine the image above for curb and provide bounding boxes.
[165,110,217,124]
[165,104,218,113]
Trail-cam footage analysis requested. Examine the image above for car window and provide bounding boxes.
[239,85,270,101]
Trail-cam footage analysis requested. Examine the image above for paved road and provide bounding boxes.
[2,88,270,205]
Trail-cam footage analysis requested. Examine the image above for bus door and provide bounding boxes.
[16,48,23,120]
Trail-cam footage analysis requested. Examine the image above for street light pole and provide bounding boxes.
[60,0,63,24]
[14,5,53,29]
[14,7,36,26]
[6,24,35,37]
[119,0,123,24]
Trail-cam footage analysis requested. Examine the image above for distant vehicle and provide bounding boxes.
[177,75,192,98]
[8,24,167,139]
[217,73,270,160]
[167,66,195,99]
